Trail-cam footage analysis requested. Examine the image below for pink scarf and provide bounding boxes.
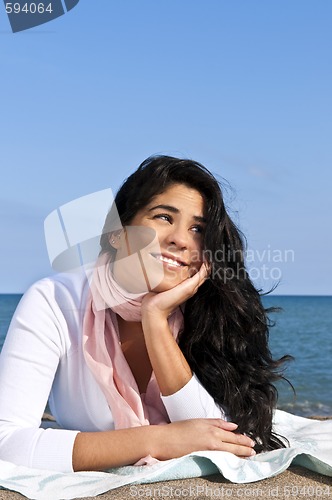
[82,253,184,430]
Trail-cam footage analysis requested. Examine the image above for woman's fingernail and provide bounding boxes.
[250,440,256,447]
[250,449,256,456]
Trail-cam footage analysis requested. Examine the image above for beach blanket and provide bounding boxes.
[0,410,331,500]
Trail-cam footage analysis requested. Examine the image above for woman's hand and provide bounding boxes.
[153,418,256,460]
[141,262,210,321]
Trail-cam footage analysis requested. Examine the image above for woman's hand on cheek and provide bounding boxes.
[141,262,210,321]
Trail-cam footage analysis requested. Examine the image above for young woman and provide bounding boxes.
[0,155,291,472]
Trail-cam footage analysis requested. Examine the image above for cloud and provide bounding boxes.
[248,165,272,179]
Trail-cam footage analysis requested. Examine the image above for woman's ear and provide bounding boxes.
[108,230,123,250]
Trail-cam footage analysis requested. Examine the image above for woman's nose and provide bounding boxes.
[165,225,189,249]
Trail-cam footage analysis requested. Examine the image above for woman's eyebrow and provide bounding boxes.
[148,204,207,223]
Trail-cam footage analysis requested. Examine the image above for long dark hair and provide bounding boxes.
[100,155,293,451]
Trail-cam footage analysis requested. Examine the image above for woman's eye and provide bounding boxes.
[192,225,204,234]
[154,213,172,223]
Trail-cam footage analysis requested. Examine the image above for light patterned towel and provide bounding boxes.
[0,411,331,500]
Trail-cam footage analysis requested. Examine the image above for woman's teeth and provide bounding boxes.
[154,255,184,267]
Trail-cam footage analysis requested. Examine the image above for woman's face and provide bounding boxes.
[112,183,206,293]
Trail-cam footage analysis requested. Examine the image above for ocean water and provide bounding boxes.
[0,294,22,350]
[0,293,331,417]
[263,295,332,417]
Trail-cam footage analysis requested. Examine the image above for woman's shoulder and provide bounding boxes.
[22,267,92,314]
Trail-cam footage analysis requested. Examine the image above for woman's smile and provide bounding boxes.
[150,252,188,269]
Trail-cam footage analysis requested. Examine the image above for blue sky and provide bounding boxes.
[0,0,331,294]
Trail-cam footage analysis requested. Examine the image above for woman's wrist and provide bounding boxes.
[141,308,170,329]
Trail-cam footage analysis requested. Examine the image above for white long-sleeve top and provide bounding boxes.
[0,268,225,472]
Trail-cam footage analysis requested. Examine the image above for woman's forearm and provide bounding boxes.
[72,425,162,471]
[141,314,192,396]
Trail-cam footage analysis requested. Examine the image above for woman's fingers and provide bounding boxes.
[216,420,238,431]
[208,425,256,457]
[211,420,255,449]
[172,262,209,300]
[142,263,210,319]
[161,419,256,460]
[216,441,256,457]
[218,428,255,449]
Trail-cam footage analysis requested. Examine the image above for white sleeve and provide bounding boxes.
[0,281,79,472]
[161,373,229,421]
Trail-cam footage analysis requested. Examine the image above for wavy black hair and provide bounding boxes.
[100,155,293,451]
